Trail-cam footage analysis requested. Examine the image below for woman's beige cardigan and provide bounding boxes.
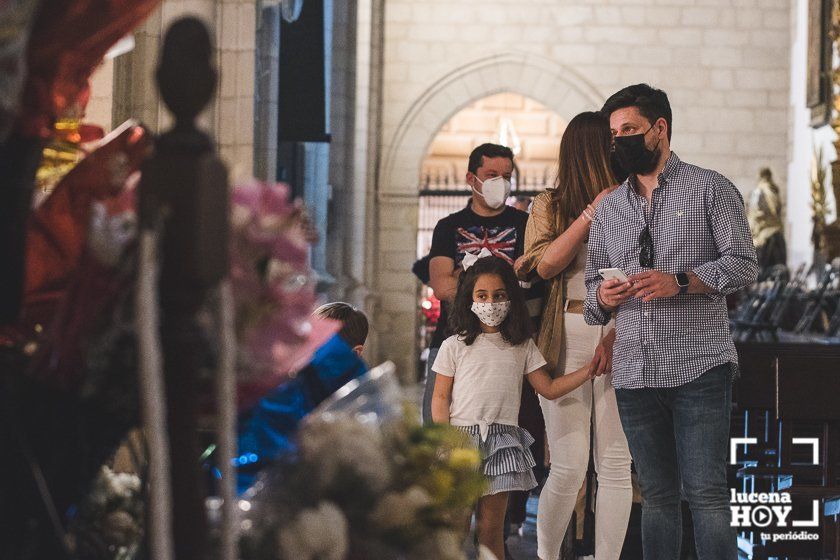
[519,190,568,378]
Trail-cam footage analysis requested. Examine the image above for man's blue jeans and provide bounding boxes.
[615,364,736,560]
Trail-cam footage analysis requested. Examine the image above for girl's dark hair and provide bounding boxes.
[552,111,616,226]
[448,256,531,346]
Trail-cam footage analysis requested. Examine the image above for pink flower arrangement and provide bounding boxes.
[230,180,338,408]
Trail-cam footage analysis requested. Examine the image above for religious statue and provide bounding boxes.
[748,167,787,270]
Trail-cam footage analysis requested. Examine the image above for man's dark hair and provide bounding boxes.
[601,84,672,140]
[467,143,515,174]
[314,302,369,348]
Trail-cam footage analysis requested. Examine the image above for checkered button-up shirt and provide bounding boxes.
[584,153,758,389]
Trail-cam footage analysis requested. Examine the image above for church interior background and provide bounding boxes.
[3,0,840,558]
[80,0,826,380]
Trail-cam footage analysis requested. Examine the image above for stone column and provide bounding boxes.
[321,0,389,370]
[215,0,255,179]
[359,0,387,368]
[325,0,357,300]
[372,191,419,381]
[253,3,280,182]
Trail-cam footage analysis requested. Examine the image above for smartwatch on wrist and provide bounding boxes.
[675,272,690,295]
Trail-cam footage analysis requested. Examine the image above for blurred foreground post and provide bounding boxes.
[138,17,229,560]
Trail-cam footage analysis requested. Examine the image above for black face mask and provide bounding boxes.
[614,125,661,175]
[610,150,629,183]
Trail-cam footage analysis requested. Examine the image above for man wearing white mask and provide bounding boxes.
[422,143,527,424]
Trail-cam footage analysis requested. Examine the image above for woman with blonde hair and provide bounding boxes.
[516,111,632,560]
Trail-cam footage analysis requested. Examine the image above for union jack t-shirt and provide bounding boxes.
[428,205,529,348]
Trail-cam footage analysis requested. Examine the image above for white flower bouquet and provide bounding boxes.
[65,466,144,560]
[238,364,487,560]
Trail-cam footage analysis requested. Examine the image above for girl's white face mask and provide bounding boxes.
[472,176,511,209]
[470,301,511,327]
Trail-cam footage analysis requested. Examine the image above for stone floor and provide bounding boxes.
[504,495,539,559]
[465,492,644,560]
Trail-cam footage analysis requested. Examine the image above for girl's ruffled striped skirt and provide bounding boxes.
[456,423,538,496]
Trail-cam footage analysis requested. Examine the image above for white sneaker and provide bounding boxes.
[507,522,522,539]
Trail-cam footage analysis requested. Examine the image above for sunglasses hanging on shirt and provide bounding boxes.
[639,226,654,268]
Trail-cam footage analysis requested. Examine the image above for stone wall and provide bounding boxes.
[87,58,115,131]
[372,0,792,379]
[111,0,256,180]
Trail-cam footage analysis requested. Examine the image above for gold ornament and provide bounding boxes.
[34,117,87,198]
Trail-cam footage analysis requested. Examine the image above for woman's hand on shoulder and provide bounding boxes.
[592,185,619,209]
[513,255,529,279]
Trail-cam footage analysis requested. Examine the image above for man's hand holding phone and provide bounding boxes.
[627,270,680,301]
[597,268,633,311]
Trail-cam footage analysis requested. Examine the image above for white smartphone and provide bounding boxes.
[598,267,629,283]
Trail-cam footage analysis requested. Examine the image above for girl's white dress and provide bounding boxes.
[433,331,546,495]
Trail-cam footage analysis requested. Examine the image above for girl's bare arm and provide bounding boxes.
[431,373,454,423]
[527,364,596,400]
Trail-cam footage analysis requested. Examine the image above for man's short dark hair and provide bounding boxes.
[601,84,672,140]
[314,302,369,348]
[468,143,515,174]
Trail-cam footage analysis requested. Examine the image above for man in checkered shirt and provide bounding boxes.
[584,84,758,559]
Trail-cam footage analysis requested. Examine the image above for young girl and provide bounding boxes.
[431,254,600,560]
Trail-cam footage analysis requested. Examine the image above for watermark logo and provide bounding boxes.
[730,489,819,528]
[729,437,821,545]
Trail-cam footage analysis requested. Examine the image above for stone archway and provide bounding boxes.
[372,53,605,380]
[381,52,604,196]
